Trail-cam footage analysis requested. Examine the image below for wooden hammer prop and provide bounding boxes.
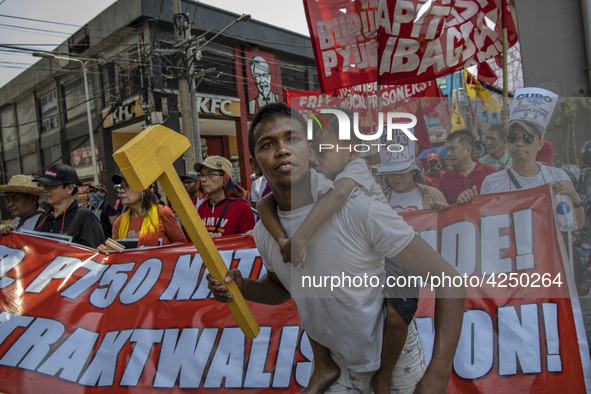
[113,124,260,339]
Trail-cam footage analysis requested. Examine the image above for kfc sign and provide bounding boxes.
[196,95,241,117]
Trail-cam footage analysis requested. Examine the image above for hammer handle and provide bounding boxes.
[156,151,260,339]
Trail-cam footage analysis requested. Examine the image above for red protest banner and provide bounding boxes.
[403,184,590,393]
[0,236,307,393]
[286,82,442,148]
[286,82,439,113]
[0,185,588,393]
[304,0,519,91]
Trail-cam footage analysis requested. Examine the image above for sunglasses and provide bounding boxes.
[507,133,536,144]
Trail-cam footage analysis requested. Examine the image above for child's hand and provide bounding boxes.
[277,238,291,264]
[291,236,307,271]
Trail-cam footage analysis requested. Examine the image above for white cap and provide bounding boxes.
[509,87,558,137]
[377,127,418,174]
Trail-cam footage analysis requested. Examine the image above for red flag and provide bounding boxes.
[477,61,498,85]
[415,103,432,152]
[502,0,519,45]
[424,87,450,131]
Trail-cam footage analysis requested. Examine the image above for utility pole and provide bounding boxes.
[171,0,200,166]
[169,2,250,169]
[33,51,100,185]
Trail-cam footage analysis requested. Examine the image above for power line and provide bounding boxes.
[0,23,71,35]
[0,13,82,27]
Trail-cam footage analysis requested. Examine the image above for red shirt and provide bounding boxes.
[197,197,255,237]
[536,140,555,165]
[425,170,444,188]
[438,161,497,204]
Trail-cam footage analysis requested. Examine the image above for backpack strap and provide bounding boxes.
[213,199,233,234]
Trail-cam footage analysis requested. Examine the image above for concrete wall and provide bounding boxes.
[514,0,591,164]
[515,0,589,96]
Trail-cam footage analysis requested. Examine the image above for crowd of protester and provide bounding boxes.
[0,97,589,392]
[0,115,587,255]
[0,156,257,251]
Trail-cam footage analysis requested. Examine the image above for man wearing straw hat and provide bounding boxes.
[0,175,44,233]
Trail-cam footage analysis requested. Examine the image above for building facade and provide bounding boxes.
[0,0,317,215]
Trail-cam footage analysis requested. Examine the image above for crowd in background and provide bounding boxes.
[0,116,589,278]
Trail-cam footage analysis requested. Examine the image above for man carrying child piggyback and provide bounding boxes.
[208,103,465,393]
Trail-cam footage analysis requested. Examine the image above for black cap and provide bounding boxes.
[112,174,125,184]
[90,184,107,194]
[180,171,198,182]
[34,163,79,186]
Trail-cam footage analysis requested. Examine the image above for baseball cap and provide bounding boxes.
[427,153,439,161]
[180,172,198,182]
[194,156,232,175]
[379,162,420,174]
[112,174,126,184]
[34,163,80,186]
[90,184,107,193]
[507,120,540,137]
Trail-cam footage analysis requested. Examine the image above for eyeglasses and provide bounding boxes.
[485,136,499,142]
[198,172,224,179]
[115,184,131,192]
[183,180,195,186]
[507,133,536,144]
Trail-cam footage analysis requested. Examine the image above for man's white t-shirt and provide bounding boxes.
[387,188,424,213]
[481,163,570,194]
[254,170,416,374]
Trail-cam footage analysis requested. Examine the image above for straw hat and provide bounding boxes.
[0,175,43,196]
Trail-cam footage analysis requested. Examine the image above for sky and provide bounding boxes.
[0,0,310,88]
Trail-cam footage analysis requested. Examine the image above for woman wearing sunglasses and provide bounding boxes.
[194,156,255,238]
[103,174,186,249]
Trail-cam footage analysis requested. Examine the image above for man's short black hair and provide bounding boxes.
[487,123,507,140]
[248,103,306,157]
[446,129,474,149]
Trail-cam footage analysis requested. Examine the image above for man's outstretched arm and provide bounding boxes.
[391,235,465,394]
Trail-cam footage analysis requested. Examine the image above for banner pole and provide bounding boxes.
[502,27,509,123]
[377,84,382,114]
[463,71,478,134]
[364,84,374,133]
[448,73,454,134]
